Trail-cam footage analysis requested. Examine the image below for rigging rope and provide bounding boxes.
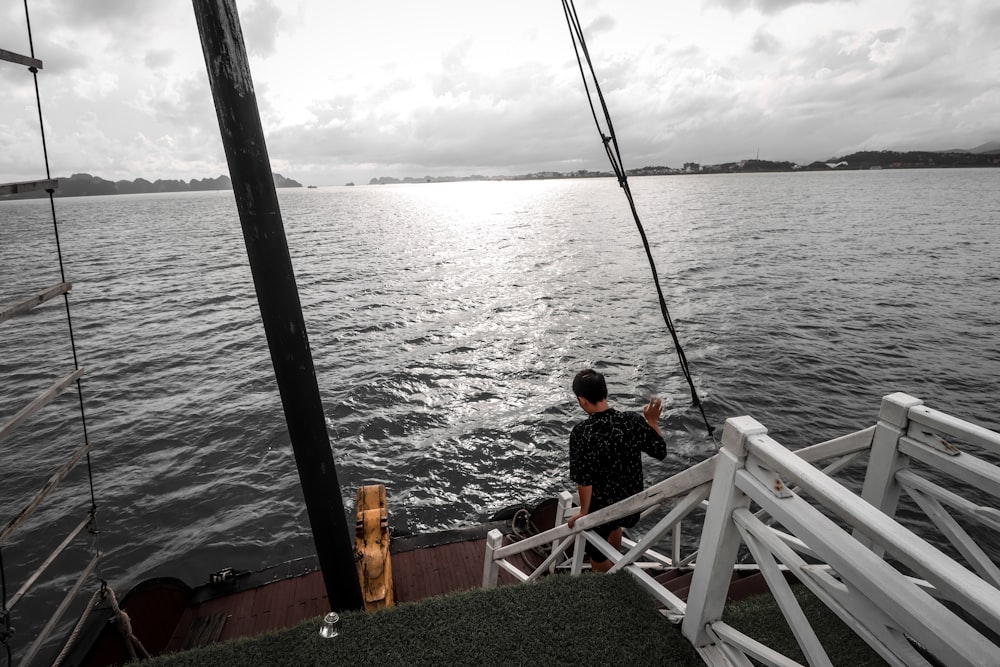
[50,583,149,667]
[22,0,101,534]
[23,1,99,513]
[560,0,715,440]
[0,3,107,664]
[0,549,10,666]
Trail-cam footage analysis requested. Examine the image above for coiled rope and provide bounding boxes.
[560,0,715,440]
[505,508,552,568]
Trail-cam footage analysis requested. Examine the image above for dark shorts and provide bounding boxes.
[584,512,639,563]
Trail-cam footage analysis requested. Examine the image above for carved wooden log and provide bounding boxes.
[355,484,394,610]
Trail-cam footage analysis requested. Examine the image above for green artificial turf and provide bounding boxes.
[723,584,889,666]
[142,572,701,667]
[141,572,893,667]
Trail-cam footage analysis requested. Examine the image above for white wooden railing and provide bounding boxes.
[482,393,1000,666]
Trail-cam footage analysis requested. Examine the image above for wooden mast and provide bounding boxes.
[191,0,363,612]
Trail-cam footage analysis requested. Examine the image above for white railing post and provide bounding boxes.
[858,393,922,553]
[571,532,587,574]
[682,416,765,647]
[552,491,574,572]
[482,529,503,588]
[672,522,681,565]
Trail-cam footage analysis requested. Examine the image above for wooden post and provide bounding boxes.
[681,416,763,647]
[858,393,922,555]
[355,485,393,610]
[192,0,363,612]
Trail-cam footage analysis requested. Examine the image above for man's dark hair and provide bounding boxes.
[573,369,607,403]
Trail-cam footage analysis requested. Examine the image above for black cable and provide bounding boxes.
[23,0,101,518]
[25,0,105,585]
[560,0,714,439]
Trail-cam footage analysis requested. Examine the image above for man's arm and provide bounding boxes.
[567,484,592,529]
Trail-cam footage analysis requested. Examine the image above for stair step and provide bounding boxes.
[652,569,777,603]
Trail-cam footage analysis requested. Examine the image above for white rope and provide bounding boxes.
[50,588,102,667]
[50,584,150,666]
[105,586,149,660]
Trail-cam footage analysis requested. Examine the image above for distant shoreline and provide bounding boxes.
[3,150,997,198]
[370,162,1000,185]
[369,149,1000,185]
[0,171,302,200]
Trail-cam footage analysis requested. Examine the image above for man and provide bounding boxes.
[567,368,667,572]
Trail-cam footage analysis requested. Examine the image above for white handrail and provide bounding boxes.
[483,394,1000,667]
[907,404,1000,456]
[682,396,1000,667]
[483,426,875,587]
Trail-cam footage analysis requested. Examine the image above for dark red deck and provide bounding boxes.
[164,531,536,653]
[66,511,775,666]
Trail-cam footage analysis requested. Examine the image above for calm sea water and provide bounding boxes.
[1,169,999,655]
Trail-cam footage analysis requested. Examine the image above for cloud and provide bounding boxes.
[264,54,598,176]
[751,28,781,53]
[61,0,151,27]
[3,0,998,185]
[227,0,1000,182]
[242,0,284,58]
[269,68,586,170]
[46,111,226,182]
[975,1,1000,35]
[130,74,215,129]
[144,49,175,69]
[707,0,849,14]
[584,14,617,37]
[0,115,45,179]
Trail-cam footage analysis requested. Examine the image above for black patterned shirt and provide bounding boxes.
[569,408,667,510]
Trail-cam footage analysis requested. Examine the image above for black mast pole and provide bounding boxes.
[192,0,363,612]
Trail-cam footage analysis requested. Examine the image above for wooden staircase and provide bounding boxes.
[654,568,779,604]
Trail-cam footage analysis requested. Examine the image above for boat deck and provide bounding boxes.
[164,528,538,653]
[65,512,771,666]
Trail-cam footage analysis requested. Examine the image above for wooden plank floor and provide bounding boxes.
[393,536,485,603]
[166,570,328,651]
[165,535,538,652]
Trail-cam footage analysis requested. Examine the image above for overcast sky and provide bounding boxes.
[2,0,998,186]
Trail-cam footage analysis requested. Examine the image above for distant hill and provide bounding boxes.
[822,149,1000,169]
[367,145,1000,183]
[970,140,1000,154]
[1,172,302,199]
